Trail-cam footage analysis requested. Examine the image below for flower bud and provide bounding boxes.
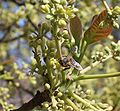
[63,30,69,35]
[86,89,92,95]
[42,0,50,3]
[72,8,79,13]
[41,4,50,13]
[56,4,65,13]
[104,46,111,54]
[52,0,60,3]
[111,41,117,49]
[113,56,120,61]
[113,21,119,29]
[117,40,120,45]
[42,102,49,108]
[45,83,50,89]
[113,6,120,15]
[68,0,76,4]
[98,103,109,109]
[58,19,67,27]
[57,92,63,97]
[46,14,54,20]
[26,3,33,11]
[99,52,104,57]
[62,30,69,39]
[59,100,64,104]
[60,0,67,5]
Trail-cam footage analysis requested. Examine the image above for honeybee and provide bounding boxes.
[59,55,83,71]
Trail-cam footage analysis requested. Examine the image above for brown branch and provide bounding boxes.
[11,90,51,111]
[0,34,26,43]
[0,57,15,65]
[27,16,38,31]
[11,0,25,6]
[0,26,11,42]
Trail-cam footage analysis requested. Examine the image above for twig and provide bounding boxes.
[27,16,38,31]
[0,26,11,42]
[11,0,25,6]
[0,34,26,43]
[11,90,51,111]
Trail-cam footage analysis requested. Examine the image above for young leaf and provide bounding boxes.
[84,10,113,44]
[70,16,82,46]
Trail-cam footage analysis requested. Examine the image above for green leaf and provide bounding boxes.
[70,16,82,46]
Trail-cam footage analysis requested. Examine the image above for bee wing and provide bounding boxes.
[70,58,83,71]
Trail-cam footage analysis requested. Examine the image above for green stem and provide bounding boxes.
[102,0,111,13]
[54,36,62,58]
[61,70,66,82]
[79,40,88,63]
[62,96,80,111]
[46,58,53,89]
[72,71,120,82]
[68,91,98,110]
[79,54,112,74]
[54,22,62,58]
[33,47,43,75]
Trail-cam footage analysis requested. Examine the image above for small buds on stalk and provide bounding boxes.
[58,19,67,27]
[113,56,120,61]
[60,0,67,5]
[52,0,60,3]
[104,46,111,55]
[56,4,65,14]
[46,14,54,20]
[42,0,50,4]
[41,4,50,13]
[97,103,109,109]
[112,6,120,16]
[113,21,119,29]
[62,30,69,39]
[91,51,105,62]
[111,41,117,49]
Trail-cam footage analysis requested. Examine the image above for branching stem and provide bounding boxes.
[68,91,98,110]
[72,72,120,82]
[62,96,80,111]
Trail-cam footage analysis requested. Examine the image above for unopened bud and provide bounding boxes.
[52,0,60,3]
[111,41,117,48]
[113,6,120,15]
[113,21,119,29]
[45,83,50,89]
[57,92,63,97]
[104,46,111,54]
[42,0,50,3]
[41,4,50,13]
[60,0,67,5]
[58,19,67,27]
